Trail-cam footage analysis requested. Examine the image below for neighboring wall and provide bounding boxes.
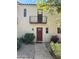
[17,4,61,42]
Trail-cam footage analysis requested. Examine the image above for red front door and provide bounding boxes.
[37,27,43,42]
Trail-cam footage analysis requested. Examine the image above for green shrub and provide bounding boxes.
[17,38,22,50]
[50,42,61,59]
[22,33,35,44]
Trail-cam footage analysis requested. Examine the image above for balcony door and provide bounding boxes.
[37,9,43,23]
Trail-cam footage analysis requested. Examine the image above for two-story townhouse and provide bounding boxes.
[17,2,61,42]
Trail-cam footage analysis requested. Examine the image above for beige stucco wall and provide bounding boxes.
[17,4,61,42]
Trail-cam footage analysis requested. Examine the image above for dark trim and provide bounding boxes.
[17,3,60,6]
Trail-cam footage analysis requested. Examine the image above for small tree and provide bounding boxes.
[37,0,61,14]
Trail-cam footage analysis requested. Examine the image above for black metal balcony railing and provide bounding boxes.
[29,16,47,24]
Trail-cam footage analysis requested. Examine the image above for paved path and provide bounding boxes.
[17,43,35,59]
[17,43,54,59]
[35,43,53,59]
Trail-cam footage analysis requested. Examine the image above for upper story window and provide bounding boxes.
[37,9,43,15]
[24,9,26,17]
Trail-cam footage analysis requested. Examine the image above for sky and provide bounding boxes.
[17,0,36,4]
[17,0,61,4]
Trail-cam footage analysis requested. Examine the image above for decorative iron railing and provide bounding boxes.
[29,16,47,24]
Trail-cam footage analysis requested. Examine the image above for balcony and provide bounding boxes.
[29,16,47,24]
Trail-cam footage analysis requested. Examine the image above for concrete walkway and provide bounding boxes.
[17,43,54,59]
[17,43,35,59]
[35,43,53,59]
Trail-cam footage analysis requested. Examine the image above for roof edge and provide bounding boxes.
[17,1,36,5]
[18,4,36,5]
